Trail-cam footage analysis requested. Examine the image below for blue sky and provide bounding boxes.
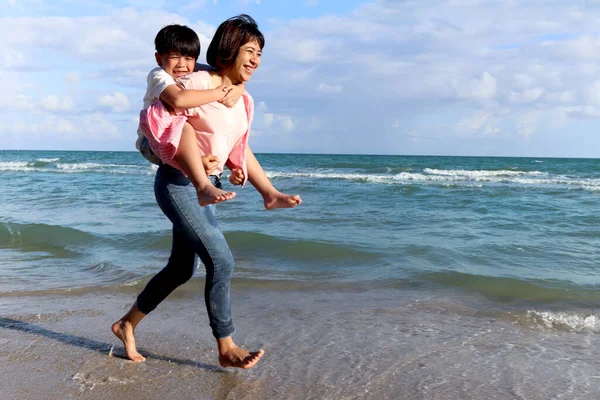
[2,0,600,157]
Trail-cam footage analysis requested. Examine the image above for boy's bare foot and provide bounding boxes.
[264,191,302,210]
[197,184,236,206]
[111,320,146,362]
[219,346,265,369]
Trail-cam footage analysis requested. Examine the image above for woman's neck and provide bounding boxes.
[219,68,241,86]
[209,69,241,87]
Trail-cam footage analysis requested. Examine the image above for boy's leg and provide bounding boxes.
[175,122,236,206]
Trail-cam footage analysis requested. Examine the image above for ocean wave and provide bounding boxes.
[225,231,381,266]
[0,161,33,172]
[266,168,600,190]
[80,262,139,284]
[0,276,378,296]
[422,168,546,177]
[0,221,97,256]
[55,162,147,174]
[526,310,600,331]
[0,160,155,175]
[417,270,600,304]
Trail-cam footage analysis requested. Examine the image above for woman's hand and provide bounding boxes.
[219,83,245,108]
[228,167,245,186]
[201,155,220,175]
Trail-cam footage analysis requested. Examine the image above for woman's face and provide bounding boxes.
[227,40,262,83]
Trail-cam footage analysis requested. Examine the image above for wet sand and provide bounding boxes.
[1,281,599,399]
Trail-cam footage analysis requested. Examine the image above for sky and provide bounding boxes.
[2,0,600,157]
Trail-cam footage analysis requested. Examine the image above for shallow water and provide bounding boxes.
[1,151,600,398]
[1,284,599,399]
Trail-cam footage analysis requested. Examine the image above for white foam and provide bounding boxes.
[527,310,600,331]
[0,161,32,172]
[0,161,152,175]
[56,162,118,170]
[423,168,545,177]
[266,169,600,191]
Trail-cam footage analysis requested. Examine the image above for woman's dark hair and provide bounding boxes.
[154,24,201,59]
[206,14,265,69]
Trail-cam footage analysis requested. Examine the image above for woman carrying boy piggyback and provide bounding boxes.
[113,15,302,369]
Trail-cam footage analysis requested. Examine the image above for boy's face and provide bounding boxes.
[155,52,196,79]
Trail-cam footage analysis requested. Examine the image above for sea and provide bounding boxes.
[1,150,599,399]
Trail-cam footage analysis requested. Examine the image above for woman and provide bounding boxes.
[112,15,301,369]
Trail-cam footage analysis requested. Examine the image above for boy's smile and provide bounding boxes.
[155,52,196,79]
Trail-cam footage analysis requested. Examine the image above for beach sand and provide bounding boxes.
[0,280,598,399]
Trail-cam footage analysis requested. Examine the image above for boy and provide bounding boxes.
[137,24,244,205]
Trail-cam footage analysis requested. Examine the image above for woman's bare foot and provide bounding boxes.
[197,184,236,207]
[111,319,146,362]
[217,337,264,369]
[219,347,264,369]
[263,191,302,210]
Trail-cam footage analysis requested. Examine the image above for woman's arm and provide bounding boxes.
[245,145,276,197]
[245,146,302,210]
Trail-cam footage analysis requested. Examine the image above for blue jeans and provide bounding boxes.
[136,164,235,339]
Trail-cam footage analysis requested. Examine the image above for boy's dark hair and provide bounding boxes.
[206,14,265,69]
[154,24,200,59]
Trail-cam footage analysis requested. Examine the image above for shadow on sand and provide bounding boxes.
[0,316,224,372]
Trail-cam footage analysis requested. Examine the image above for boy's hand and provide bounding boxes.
[201,155,220,175]
[219,83,245,108]
[229,167,245,186]
[216,84,234,96]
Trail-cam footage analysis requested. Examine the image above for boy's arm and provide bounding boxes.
[219,83,245,108]
[160,84,231,109]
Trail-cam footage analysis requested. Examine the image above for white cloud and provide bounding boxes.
[546,91,576,103]
[82,114,120,137]
[55,119,75,133]
[263,113,274,127]
[179,0,215,12]
[458,111,501,136]
[13,121,40,134]
[13,94,34,111]
[287,68,315,83]
[459,111,493,131]
[4,50,24,68]
[65,71,80,85]
[98,92,130,112]
[508,88,544,104]
[566,106,600,119]
[516,111,542,138]
[258,112,294,133]
[455,71,497,101]
[41,95,74,111]
[128,0,166,8]
[317,83,343,93]
[5,1,600,155]
[587,81,600,104]
[257,101,268,112]
[279,116,295,132]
